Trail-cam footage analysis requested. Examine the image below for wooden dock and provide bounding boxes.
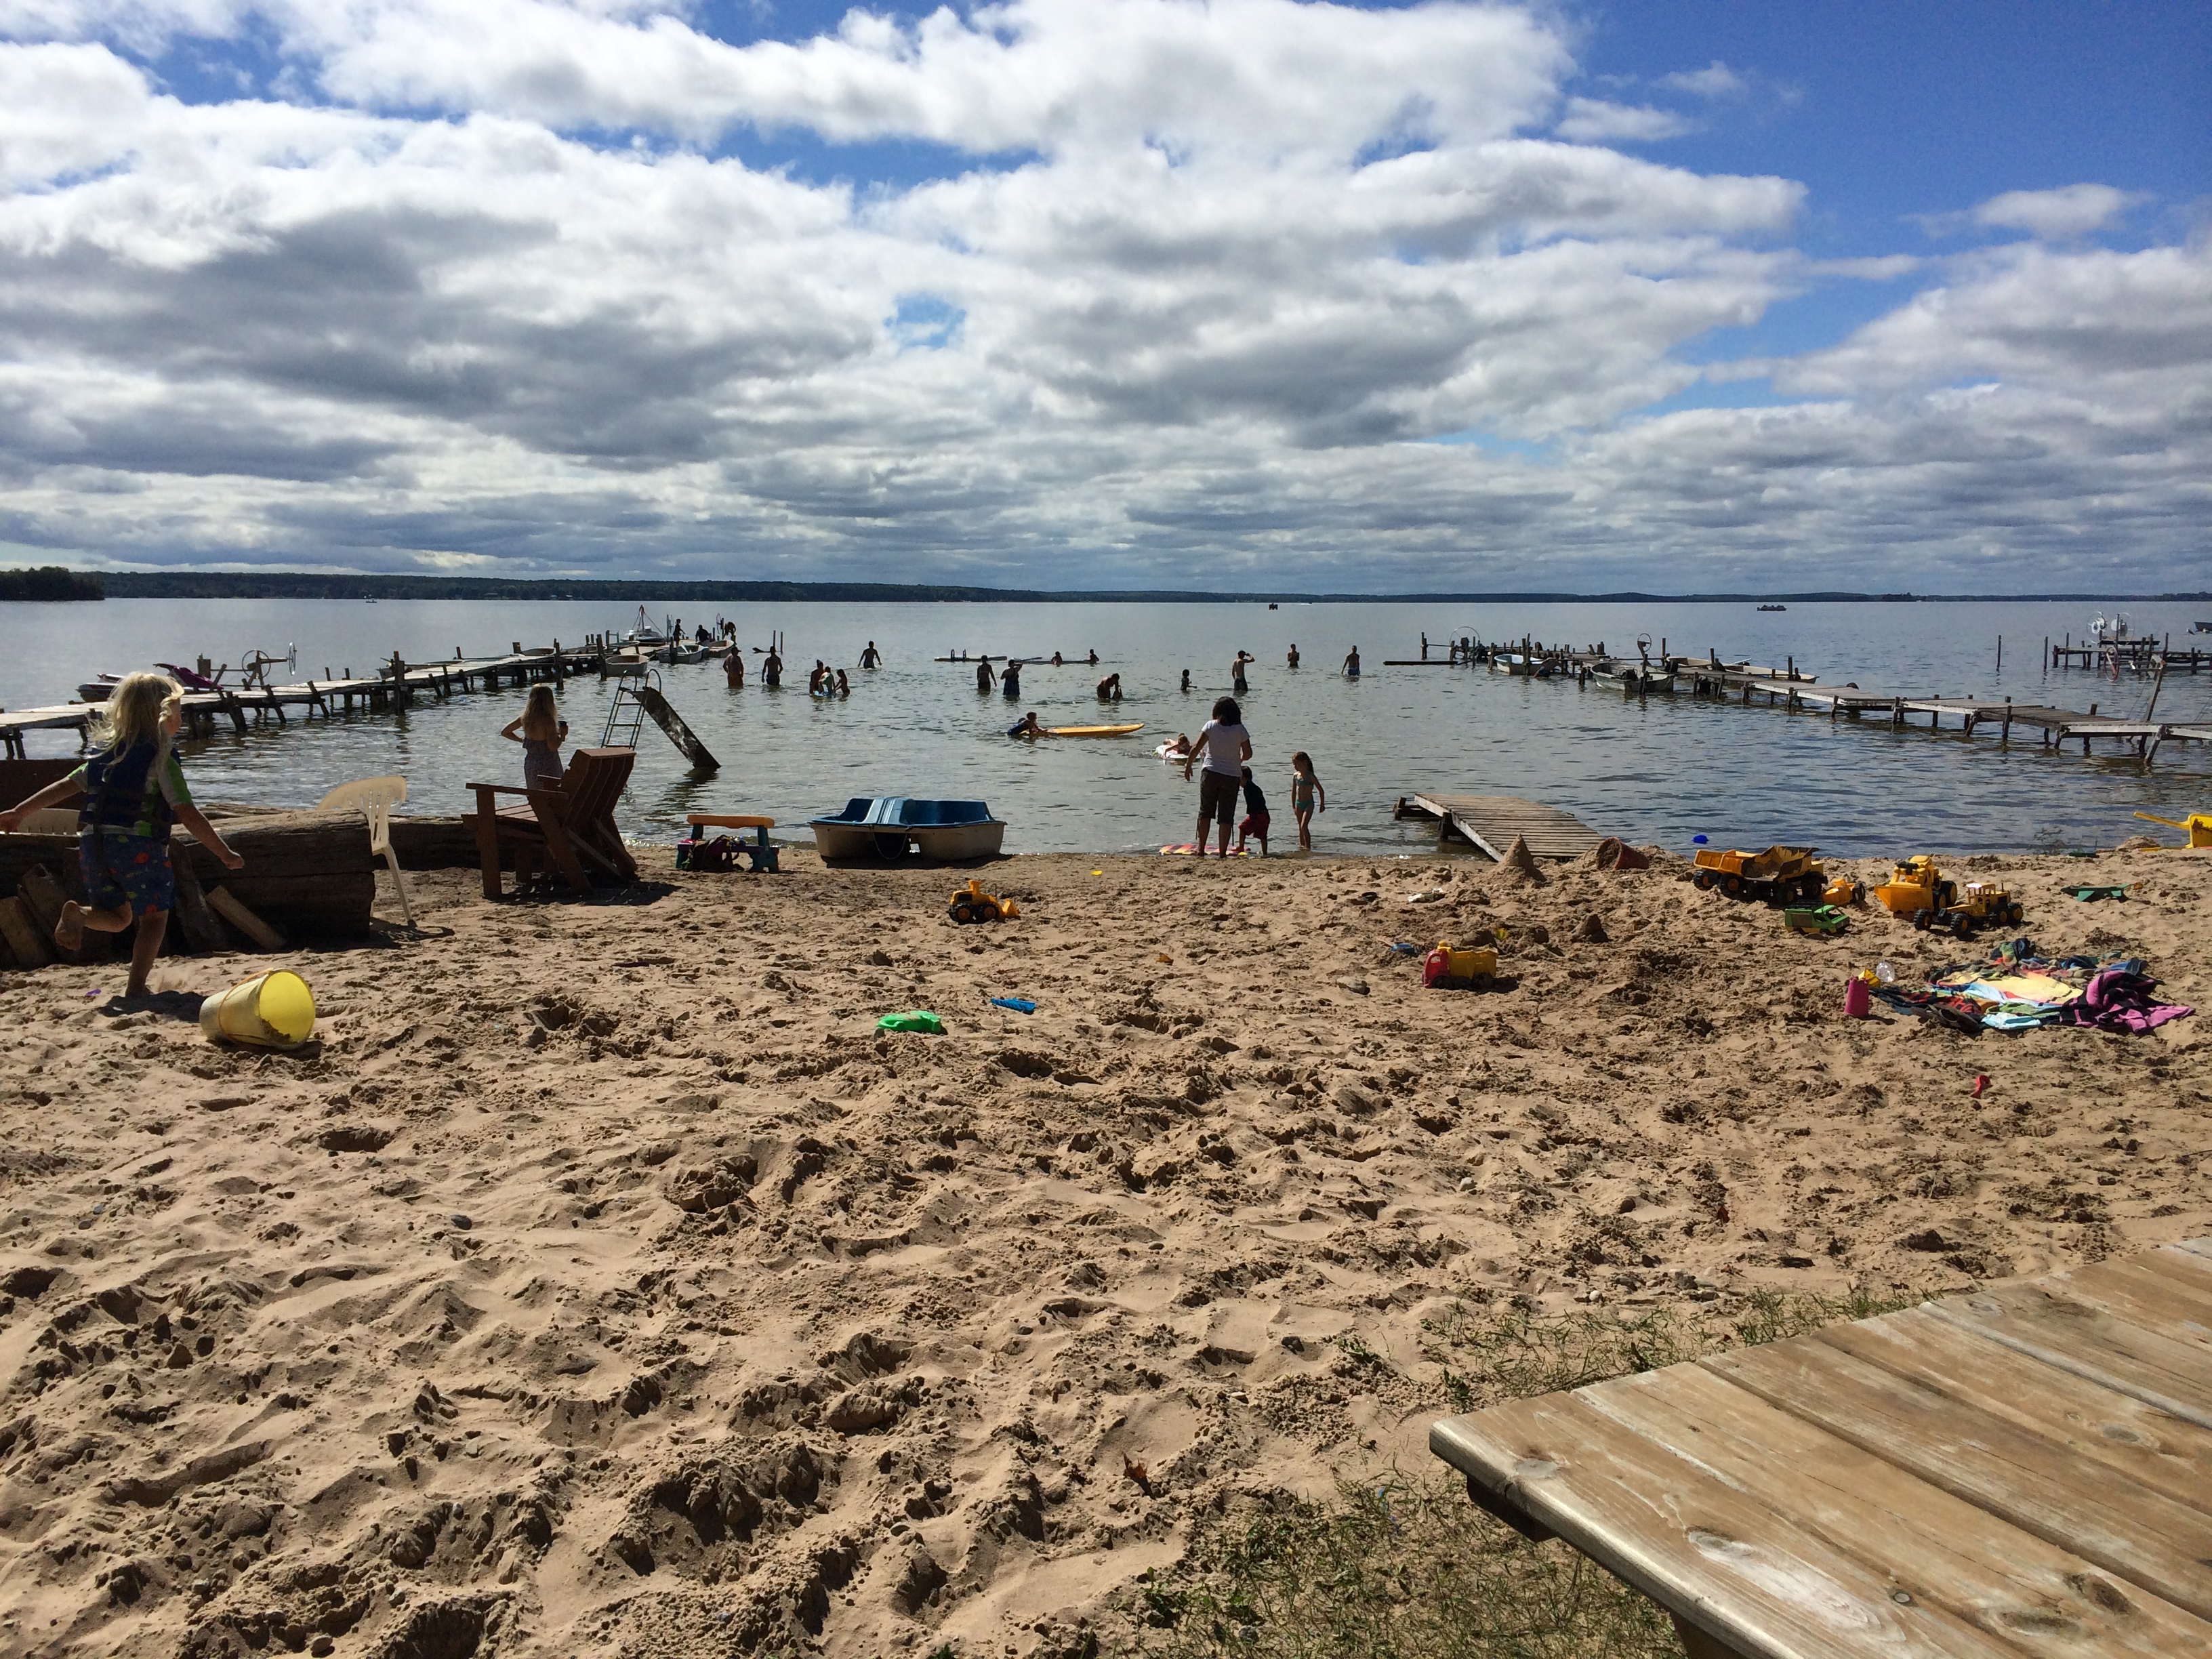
[0,643,605,758]
[1431,1240,2212,1659]
[1395,794,1607,861]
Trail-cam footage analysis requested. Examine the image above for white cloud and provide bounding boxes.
[0,3,2200,590]
[1969,182,2147,239]
[1553,97,1692,144]
[1654,60,1744,99]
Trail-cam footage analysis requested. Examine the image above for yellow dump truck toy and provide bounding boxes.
[1873,855,2022,939]
[1692,844,1828,905]
[947,879,1019,924]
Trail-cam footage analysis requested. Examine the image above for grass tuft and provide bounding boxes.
[1133,1288,1917,1659]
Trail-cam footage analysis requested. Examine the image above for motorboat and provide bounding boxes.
[810,798,1006,861]
[76,676,119,702]
[1757,604,1787,613]
[2192,621,2211,636]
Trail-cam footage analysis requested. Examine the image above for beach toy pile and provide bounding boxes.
[1872,855,2023,939]
[1863,941,2192,1036]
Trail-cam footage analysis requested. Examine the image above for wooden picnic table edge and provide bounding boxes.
[1427,1415,1799,1659]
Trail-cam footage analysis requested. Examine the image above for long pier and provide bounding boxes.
[1416,633,2212,771]
[0,642,604,758]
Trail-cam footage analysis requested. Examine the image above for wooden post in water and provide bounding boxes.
[1996,636,2002,673]
[2001,697,2011,745]
[2144,653,2170,725]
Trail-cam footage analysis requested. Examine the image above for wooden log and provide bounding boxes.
[208,885,286,950]
[0,893,51,968]
[16,862,106,963]
[0,758,78,809]
[170,853,227,953]
[226,873,375,935]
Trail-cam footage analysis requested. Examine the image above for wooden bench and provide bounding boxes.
[1430,1242,2212,1657]
[684,813,777,872]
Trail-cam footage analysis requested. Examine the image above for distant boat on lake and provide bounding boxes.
[1757,604,1787,612]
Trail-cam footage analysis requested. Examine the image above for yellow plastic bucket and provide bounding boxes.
[199,970,316,1048]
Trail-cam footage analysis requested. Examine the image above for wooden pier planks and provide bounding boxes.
[0,645,603,754]
[1431,1240,2212,1659]
[1404,794,1605,862]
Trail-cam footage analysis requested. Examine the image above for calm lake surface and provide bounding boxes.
[3,597,2209,857]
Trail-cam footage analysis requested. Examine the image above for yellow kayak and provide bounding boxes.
[1048,722,1145,737]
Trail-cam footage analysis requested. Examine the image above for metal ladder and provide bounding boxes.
[600,665,655,749]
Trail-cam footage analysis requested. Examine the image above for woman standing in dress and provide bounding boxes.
[501,685,568,787]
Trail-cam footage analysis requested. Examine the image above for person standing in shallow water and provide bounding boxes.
[1287,643,1300,668]
[861,641,881,669]
[762,647,782,687]
[976,659,994,694]
[1342,645,1361,678]
[1183,695,1252,859]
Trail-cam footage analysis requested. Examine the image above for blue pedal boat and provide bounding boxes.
[809,798,1006,861]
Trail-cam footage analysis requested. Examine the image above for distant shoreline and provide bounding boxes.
[4,568,2208,605]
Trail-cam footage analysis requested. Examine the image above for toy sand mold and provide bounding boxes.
[201,970,316,1049]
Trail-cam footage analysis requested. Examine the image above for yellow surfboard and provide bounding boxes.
[1048,722,1145,737]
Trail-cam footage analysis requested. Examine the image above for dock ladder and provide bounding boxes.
[600,664,653,750]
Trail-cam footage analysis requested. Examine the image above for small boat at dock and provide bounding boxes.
[1490,651,1558,678]
[811,798,1006,861]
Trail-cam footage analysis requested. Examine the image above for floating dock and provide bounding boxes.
[1394,794,1606,861]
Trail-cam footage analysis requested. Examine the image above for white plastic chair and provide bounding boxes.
[317,775,415,929]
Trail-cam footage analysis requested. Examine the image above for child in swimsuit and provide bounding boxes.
[0,672,243,996]
[1290,752,1324,852]
[1235,764,1271,856]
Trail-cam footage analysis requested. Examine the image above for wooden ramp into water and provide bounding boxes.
[1397,794,1605,861]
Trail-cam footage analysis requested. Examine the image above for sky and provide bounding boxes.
[0,0,2206,591]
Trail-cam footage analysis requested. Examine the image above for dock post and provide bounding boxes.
[2001,698,2011,745]
[1891,696,1902,729]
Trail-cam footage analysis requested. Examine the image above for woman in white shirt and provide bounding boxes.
[1184,696,1253,858]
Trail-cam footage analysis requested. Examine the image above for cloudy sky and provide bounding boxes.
[1,0,2206,589]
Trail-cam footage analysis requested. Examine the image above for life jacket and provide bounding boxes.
[79,739,174,835]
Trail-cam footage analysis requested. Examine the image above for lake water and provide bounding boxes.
[3,596,2209,857]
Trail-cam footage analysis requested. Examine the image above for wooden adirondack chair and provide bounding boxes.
[463,747,638,899]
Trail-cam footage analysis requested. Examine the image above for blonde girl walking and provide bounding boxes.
[0,672,243,996]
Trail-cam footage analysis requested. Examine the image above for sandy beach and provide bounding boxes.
[1,841,2206,1658]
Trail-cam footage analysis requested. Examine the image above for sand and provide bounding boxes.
[0,842,2206,1658]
